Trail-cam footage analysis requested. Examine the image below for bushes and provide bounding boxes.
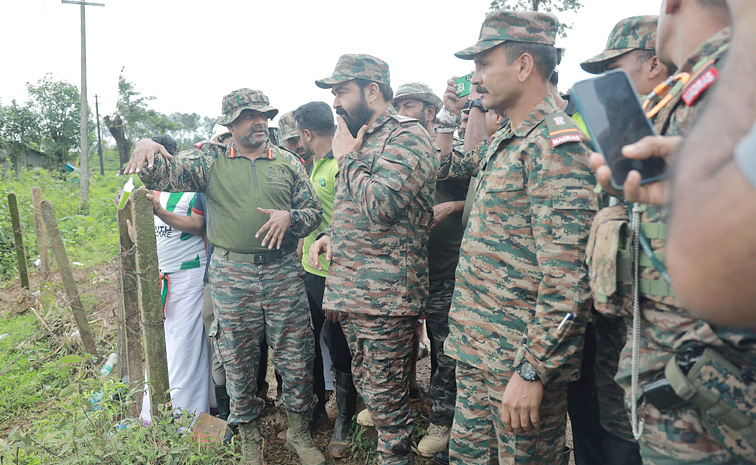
[0,169,133,282]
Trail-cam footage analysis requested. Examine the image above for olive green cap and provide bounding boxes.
[217,88,278,125]
[455,10,558,60]
[580,16,659,74]
[315,54,390,89]
[393,82,443,116]
[277,111,299,142]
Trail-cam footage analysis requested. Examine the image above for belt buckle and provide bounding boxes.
[254,254,266,265]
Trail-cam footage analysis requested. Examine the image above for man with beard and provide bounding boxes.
[392,81,464,459]
[125,88,325,465]
[441,11,598,464]
[308,54,438,465]
[279,111,314,175]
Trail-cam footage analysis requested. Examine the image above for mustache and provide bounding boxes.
[476,85,488,94]
[248,125,267,133]
[335,108,349,117]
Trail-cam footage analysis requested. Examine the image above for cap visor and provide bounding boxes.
[315,75,353,89]
[454,40,504,60]
[580,49,632,74]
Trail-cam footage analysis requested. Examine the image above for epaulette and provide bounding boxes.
[391,114,419,124]
[545,112,582,147]
[195,140,227,150]
[681,59,719,107]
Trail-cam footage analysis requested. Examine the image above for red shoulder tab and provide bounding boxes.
[682,64,719,107]
[194,142,203,149]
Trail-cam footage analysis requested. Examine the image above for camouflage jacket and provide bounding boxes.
[604,28,756,386]
[322,106,438,317]
[138,139,322,254]
[444,95,598,385]
[438,138,489,182]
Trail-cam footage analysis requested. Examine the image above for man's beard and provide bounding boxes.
[240,125,268,147]
[336,95,374,137]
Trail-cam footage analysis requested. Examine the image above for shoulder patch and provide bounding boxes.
[391,114,418,124]
[545,112,582,147]
[682,62,719,107]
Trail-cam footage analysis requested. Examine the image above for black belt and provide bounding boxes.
[216,247,293,265]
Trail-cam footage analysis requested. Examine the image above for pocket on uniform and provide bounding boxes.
[551,188,598,245]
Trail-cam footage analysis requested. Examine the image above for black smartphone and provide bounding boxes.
[572,69,666,191]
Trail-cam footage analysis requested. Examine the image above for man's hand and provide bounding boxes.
[443,77,469,116]
[125,138,173,175]
[590,135,682,204]
[144,189,163,215]
[500,373,544,435]
[308,235,332,270]
[431,201,464,230]
[325,310,341,324]
[255,208,291,250]
[332,116,367,161]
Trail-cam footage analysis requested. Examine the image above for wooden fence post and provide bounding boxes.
[7,192,29,289]
[132,189,170,413]
[117,202,144,416]
[40,200,98,356]
[30,187,50,283]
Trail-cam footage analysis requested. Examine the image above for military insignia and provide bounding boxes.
[546,113,582,147]
[682,62,719,107]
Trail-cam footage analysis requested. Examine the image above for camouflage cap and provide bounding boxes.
[580,16,658,74]
[455,10,558,60]
[315,54,390,89]
[277,111,299,142]
[393,82,443,116]
[217,88,278,125]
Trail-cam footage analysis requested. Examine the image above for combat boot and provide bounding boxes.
[285,410,326,465]
[214,384,236,444]
[238,419,265,465]
[328,371,358,458]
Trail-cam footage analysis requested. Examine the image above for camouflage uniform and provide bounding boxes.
[576,16,663,463]
[444,11,598,465]
[138,89,323,427]
[587,28,756,465]
[315,54,438,465]
[395,82,463,432]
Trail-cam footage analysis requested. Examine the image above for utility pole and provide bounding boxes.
[62,0,104,210]
[95,94,104,175]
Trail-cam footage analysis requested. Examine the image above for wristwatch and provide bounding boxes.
[469,97,488,113]
[516,360,540,382]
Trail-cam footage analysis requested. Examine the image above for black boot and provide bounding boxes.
[328,371,357,458]
[214,384,236,444]
[433,450,449,465]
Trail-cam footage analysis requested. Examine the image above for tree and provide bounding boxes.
[105,69,214,167]
[0,75,90,171]
[25,74,84,167]
[106,69,180,167]
[489,0,582,36]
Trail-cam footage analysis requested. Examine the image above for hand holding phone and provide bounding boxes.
[572,70,667,192]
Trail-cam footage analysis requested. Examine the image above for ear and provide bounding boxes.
[426,106,436,125]
[365,82,381,103]
[517,53,536,82]
[647,56,664,80]
[304,128,314,142]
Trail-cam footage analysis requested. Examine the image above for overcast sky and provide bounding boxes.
[1,0,662,130]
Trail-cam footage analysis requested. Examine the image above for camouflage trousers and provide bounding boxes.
[426,278,457,428]
[449,362,571,465]
[342,313,415,465]
[208,251,316,426]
